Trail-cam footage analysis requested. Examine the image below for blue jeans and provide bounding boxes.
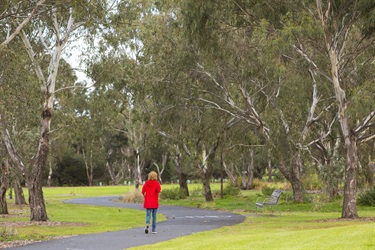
[146,208,157,231]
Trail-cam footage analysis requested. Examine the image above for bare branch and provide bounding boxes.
[357,132,375,144]
[53,84,95,94]
[293,44,333,83]
[19,30,47,86]
[299,112,336,150]
[354,110,375,135]
[0,111,27,173]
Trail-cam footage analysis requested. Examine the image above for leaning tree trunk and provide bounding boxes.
[223,162,239,188]
[14,179,27,205]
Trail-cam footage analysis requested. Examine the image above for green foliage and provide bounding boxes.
[53,152,87,186]
[302,173,322,190]
[160,187,187,200]
[260,186,277,196]
[358,188,375,206]
[189,187,204,197]
[223,183,241,196]
[211,183,241,197]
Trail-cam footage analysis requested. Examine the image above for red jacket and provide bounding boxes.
[142,180,161,209]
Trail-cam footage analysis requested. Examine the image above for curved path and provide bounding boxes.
[10,196,245,250]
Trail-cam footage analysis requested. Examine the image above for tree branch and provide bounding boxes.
[0,0,46,51]
[353,110,375,135]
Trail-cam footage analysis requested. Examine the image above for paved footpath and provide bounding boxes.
[9,196,245,250]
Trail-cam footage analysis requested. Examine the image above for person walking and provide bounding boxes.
[142,171,161,234]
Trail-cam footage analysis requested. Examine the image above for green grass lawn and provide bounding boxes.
[1,184,375,249]
[135,215,375,250]
[1,186,154,242]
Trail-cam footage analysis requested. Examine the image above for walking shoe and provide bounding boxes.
[152,230,157,234]
[145,224,149,234]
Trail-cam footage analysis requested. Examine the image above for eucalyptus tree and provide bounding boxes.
[0,33,41,209]
[287,0,375,218]
[175,0,311,202]
[53,83,109,186]
[0,0,46,214]
[136,5,198,195]
[221,122,265,190]
[90,1,194,190]
[179,104,231,201]
[129,1,236,199]
[0,1,109,221]
[175,0,348,204]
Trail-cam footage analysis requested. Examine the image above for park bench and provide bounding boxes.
[255,189,283,214]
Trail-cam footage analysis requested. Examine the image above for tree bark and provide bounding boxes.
[14,179,27,205]
[341,138,358,218]
[245,149,254,189]
[134,149,143,189]
[199,145,215,202]
[278,156,304,202]
[47,163,53,186]
[83,149,94,186]
[0,162,9,214]
[267,152,273,182]
[174,145,189,196]
[223,162,239,188]
[27,110,50,221]
[315,0,359,219]
[365,155,374,186]
[201,170,213,202]
[327,47,358,218]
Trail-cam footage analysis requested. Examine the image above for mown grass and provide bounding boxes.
[1,184,375,249]
[1,186,155,242]
[131,184,375,250]
[137,218,375,250]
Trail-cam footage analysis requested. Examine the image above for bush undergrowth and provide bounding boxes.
[358,187,375,206]
[121,189,143,203]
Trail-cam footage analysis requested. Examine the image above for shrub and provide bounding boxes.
[121,189,143,203]
[261,186,276,196]
[358,188,375,206]
[160,187,187,200]
[302,173,322,190]
[190,187,204,197]
[211,183,240,197]
[223,183,241,196]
